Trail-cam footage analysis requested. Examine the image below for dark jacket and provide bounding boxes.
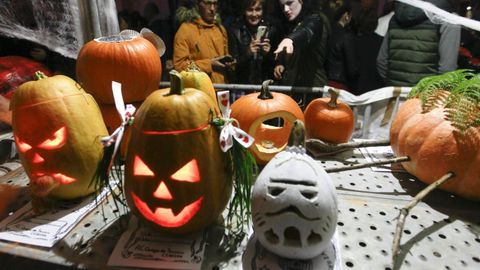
[278,11,329,87]
[326,22,358,89]
[376,0,460,86]
[228,18,283,84]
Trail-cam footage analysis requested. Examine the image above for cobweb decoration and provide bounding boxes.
[396,0,480,32]
[0,0,119,59]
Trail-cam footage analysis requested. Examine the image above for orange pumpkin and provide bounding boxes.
[124,71,231,234]
[76,34,161,104]
[230,80,304,164]
[390,72,480,200]
[304,88,354,143]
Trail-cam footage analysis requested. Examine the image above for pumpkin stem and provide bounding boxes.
[34,71,47,80]
[257,80,274,100]
[288,120,306,147]
[327,88,339,108]
[168,70,184,95]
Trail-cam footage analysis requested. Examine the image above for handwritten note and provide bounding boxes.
[0,187,111,247]
[108,217,207,270]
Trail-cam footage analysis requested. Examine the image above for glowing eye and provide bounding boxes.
[37,126,67,150]
[171,159,200,182]
[133,156,155,176]
[14,135,32,153]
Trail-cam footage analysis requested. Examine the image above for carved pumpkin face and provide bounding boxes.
[125,71,231,234]
[251,145,338,259]
[11,74,108,199]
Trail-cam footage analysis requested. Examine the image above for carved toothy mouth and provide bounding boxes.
[131,192,204,228]
[31,172,76,185]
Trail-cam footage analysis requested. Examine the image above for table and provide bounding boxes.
[0,146,479,270]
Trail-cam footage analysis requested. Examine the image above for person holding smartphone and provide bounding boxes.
[174,0,235,83]
[228,0,283,90]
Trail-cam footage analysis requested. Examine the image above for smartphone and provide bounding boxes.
[219,55,234,64]
[256,26,267,41]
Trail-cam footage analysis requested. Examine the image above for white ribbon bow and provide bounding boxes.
[217,91,254,152]
[101,82,136,165]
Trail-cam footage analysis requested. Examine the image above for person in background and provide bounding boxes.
[326,2,358,92]
[351,2,384,94]
[273,0,329,106]
[228,0,282,89]
[376,0,461,86]
[173,0,234,83]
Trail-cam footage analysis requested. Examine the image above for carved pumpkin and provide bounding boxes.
[304,88,354,143]
[230,80,304,164]
[390,73,480,200]
[76,34,161,104]
[251,121,338,259]
[124,70,231,234]
[11,72,108,199]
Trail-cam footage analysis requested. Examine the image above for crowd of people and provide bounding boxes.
[2,0,479,102]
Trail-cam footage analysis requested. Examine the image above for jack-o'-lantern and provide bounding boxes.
[125,70,231,234]
[231,80,304,164]
[11,72,108,199]
[76,32,161,104]
[390,70,480,200]
[251,121,338,259]
[304,88,354,143]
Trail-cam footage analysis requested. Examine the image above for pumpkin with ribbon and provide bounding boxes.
[230,80,304,165]
[124,71,249,234]
[11,72,108,200]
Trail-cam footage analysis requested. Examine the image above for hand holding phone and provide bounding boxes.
[256,26,267,41]
[219,55,234,64]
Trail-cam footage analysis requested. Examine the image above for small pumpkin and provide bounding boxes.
[180,63,221,116]
[251,121,338,259]
[304,88,354,143]
[124,70,231,234]
[76,33,161,104]
[11,72,108,199]
[390,70,480,200]
[230,80,304,164]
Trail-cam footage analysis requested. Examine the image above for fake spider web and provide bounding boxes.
[0,0,119,59]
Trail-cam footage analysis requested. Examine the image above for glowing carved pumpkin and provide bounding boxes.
[11,73,108,199]
[125,70,231,234]
[231,80,304,164]
[251,121,338,259]
[76,34,161,104]
[304,88,354,143]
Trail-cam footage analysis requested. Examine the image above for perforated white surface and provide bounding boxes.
[0,147,479,270]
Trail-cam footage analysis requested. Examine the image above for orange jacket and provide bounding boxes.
[173,18,229,83]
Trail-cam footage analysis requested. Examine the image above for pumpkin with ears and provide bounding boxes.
[11,72,108,199]
[124,70,231,234]
[304,88,354,143]
[76,33,161,104]
[390,70,480,200]
[230,80,304,164]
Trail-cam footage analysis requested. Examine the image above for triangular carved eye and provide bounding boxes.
[14,135,32,153]
[134,156,155,176]
[38,126,67,150]
[171,159,200,183]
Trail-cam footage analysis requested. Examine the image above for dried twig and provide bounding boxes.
[392,172,456,267]
[325,156,409,173]
[306,138,390,157]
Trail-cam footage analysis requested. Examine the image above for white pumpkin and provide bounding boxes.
[242,233,337,270]
[251,121,338,259]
